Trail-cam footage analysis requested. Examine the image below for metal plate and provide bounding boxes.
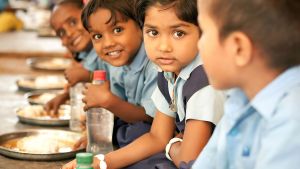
[25,90,62,105]
[27,57,71,71]
[16,75,67,92]
[16,105,70,126]
[0,129,84,161]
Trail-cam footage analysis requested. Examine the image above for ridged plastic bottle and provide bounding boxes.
[86,70,114,154]
[70,82,85,131]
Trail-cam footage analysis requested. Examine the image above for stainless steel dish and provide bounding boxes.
[25,90,62,105]
[16,105,70,126]
[16,75,67,92]
[27,57,71,71]
[0,129,84,161]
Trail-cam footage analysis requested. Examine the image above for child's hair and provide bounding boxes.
[81,0,137,31]
[54,0,84,10]
[206,0,300,69]
[136,0,198,27]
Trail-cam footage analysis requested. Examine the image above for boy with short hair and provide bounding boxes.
[194,0,300,168]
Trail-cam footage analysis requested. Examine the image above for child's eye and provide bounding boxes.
[113,27,123,34]
[146,30,159,37]
[173,31,185,38]
[57,29,66,38]
[93,34,102,40]
[69,18,77,27]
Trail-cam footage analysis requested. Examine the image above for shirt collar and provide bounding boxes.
[163,54,201,82]
[123,43,147,73]
[79,48,94,59]
[251,65,300,119]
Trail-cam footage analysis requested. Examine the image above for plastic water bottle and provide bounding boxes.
[76,152,93,169]
[86,70,114,154]
[70,82,85,131]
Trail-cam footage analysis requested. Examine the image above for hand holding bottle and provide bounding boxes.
[82,81,112,111]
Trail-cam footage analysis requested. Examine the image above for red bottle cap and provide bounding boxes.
[93,70,106,81]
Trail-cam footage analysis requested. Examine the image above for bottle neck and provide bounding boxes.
[92,79,105,85]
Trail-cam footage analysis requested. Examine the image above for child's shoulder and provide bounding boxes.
[278,84,300,117]
[143,59,158,75]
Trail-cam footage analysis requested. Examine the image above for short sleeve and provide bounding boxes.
[151,86,177,118]
[186,86,225,125]
[140,62,158,118]
[82,50,99,71]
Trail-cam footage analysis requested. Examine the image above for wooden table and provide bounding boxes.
[0,56,73,169]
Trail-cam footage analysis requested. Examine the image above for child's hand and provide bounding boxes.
[82,82,112,111]
[92,157,101,169]
[72,135,87,150]
[64,64,90,86]
[62,159,77,169]
[44,93,68,117]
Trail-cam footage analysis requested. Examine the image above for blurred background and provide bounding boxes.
[0,0,67,56]
[1,0,55,33]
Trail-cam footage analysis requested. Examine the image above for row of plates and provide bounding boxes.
[0,57,84,161]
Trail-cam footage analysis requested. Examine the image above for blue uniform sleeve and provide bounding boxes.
[82,50,101,71]
[140,61,158,118]
[186,86,225,125]
[254,90,300,169]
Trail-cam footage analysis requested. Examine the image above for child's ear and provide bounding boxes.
[226,31,253,67]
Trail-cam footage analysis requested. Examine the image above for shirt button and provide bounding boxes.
[242,146,251,157]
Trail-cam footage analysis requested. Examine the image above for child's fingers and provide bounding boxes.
[51,105,59,117]
[62,160,76,169]
[83,105,89,112]
[84,83,91,89]
[82,88,87,95]
[82,97,87,104]
[72,136,87,150]
[44,103,52,112]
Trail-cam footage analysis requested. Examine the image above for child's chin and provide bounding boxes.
[106,60,127,67]
[159,65,178,73]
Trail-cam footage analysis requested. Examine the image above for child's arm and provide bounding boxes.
[82,82,152,123]
[169,119,213,167]
[62,111,174,169]
[100,111,175,168]
[64,64,91,86]
[44,91,69,116]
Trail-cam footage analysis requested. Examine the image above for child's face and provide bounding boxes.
[143,5,200,75]
[88,8,143,67]
[197,1,236,89]
[51,4,91,52]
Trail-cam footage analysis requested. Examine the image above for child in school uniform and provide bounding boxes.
[193,0,300,168]
[63,0,224,168]
[62,0,158,168]
[45,0,106,115]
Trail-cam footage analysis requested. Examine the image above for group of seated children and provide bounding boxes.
[47,0,300,168]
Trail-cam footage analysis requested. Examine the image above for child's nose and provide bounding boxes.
[158,36,172,52]
[103,36,116,49]
[65,28,74,37]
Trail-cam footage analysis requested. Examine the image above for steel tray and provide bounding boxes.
[16,75,67,92]
[25,90,62,105]
[0,129,84,161]
[16,105,70,126]
[27,57,71,71]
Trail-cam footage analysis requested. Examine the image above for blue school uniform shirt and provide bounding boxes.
[151,54,224,124]
[192,65,300,169]
[79,48,106,71]
[107,43,157,117]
